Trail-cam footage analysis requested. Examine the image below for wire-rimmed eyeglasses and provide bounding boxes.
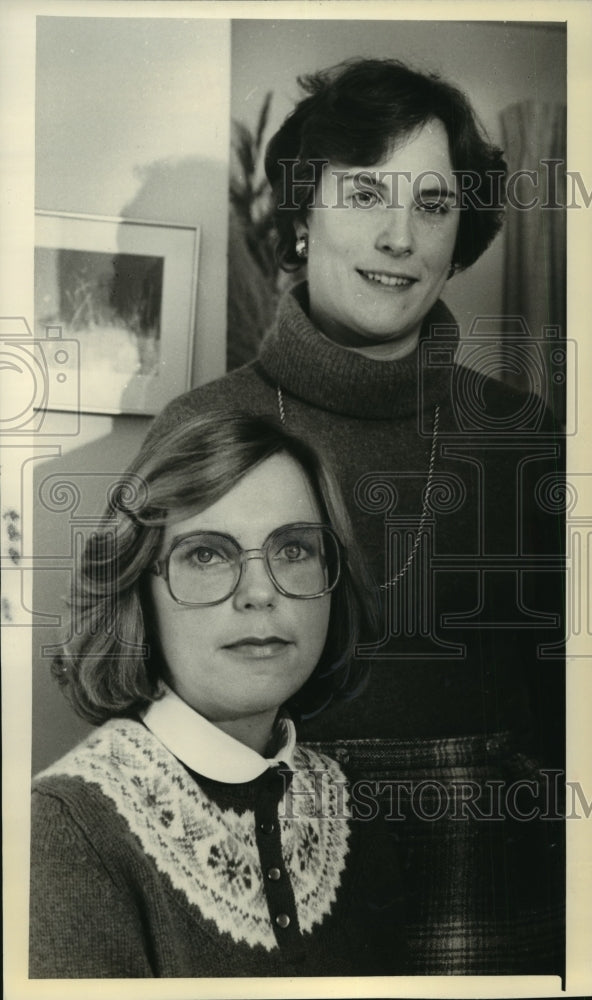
[149,522,342,607]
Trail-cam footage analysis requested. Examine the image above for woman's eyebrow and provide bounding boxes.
[415,184,456,199]
[340,170,390,189]
[167,523,317,547]
[167,529,229,548]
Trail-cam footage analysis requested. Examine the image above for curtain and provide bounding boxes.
[500,101,567,424]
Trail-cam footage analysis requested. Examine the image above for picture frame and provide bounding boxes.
[34,210,200,416]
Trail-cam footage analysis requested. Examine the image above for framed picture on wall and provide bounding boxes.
[34,210,200,416]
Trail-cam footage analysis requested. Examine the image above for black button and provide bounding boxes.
[259,820,275,834]
[275,913,290,929]
[267,867,281,881]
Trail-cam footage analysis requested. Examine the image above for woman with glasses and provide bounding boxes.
[29,410,402,979]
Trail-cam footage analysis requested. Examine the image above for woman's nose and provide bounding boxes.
[375,207,414,255]
[232,555,277,610]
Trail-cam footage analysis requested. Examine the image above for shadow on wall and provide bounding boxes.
[32,155,224,773]
[119,155,225,389]
[121,155,221,230]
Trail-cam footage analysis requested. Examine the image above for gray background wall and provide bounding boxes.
[32,16,566,772]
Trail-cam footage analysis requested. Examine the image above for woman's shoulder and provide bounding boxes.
[292,742,350,817]
[293,741,347,777]
[143,363,276,451]
[31,717,190,831]
[30,718,207,885]
[30,720,154,881]
[451,362,561,433]
[33,716,158,787]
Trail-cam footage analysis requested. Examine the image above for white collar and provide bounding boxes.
[141,684,297,784]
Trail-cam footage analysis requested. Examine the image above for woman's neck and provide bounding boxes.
[329,330,421,361]
[309,303,421,361]
[213,710,278,756]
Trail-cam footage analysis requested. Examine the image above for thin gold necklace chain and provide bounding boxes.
[275,385,440,590]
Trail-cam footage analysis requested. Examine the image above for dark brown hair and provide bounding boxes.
[265,57,506,272]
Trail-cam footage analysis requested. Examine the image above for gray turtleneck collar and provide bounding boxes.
[258,282,458,421]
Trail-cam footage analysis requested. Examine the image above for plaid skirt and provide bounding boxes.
[302,732,564,976]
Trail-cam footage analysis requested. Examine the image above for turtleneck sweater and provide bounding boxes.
[259,283,453,419]
[144,283,564,764]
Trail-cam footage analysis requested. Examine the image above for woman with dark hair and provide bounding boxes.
[145,59,564,974]
[266,57,505,275]
[30,410,403,978]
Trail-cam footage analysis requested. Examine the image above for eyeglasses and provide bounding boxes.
[150,522,342,607]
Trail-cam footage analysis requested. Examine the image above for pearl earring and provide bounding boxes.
[295,235,308,260]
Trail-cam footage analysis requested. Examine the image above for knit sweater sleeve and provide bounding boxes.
[30,788,155,978]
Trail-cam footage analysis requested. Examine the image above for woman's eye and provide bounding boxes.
[351,189,381,209]
[417,200,449,215]
[278,542,308,561]
[186,546,226,567]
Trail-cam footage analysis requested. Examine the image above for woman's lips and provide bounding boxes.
[222,637,292,660]
[357,268,416,288]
